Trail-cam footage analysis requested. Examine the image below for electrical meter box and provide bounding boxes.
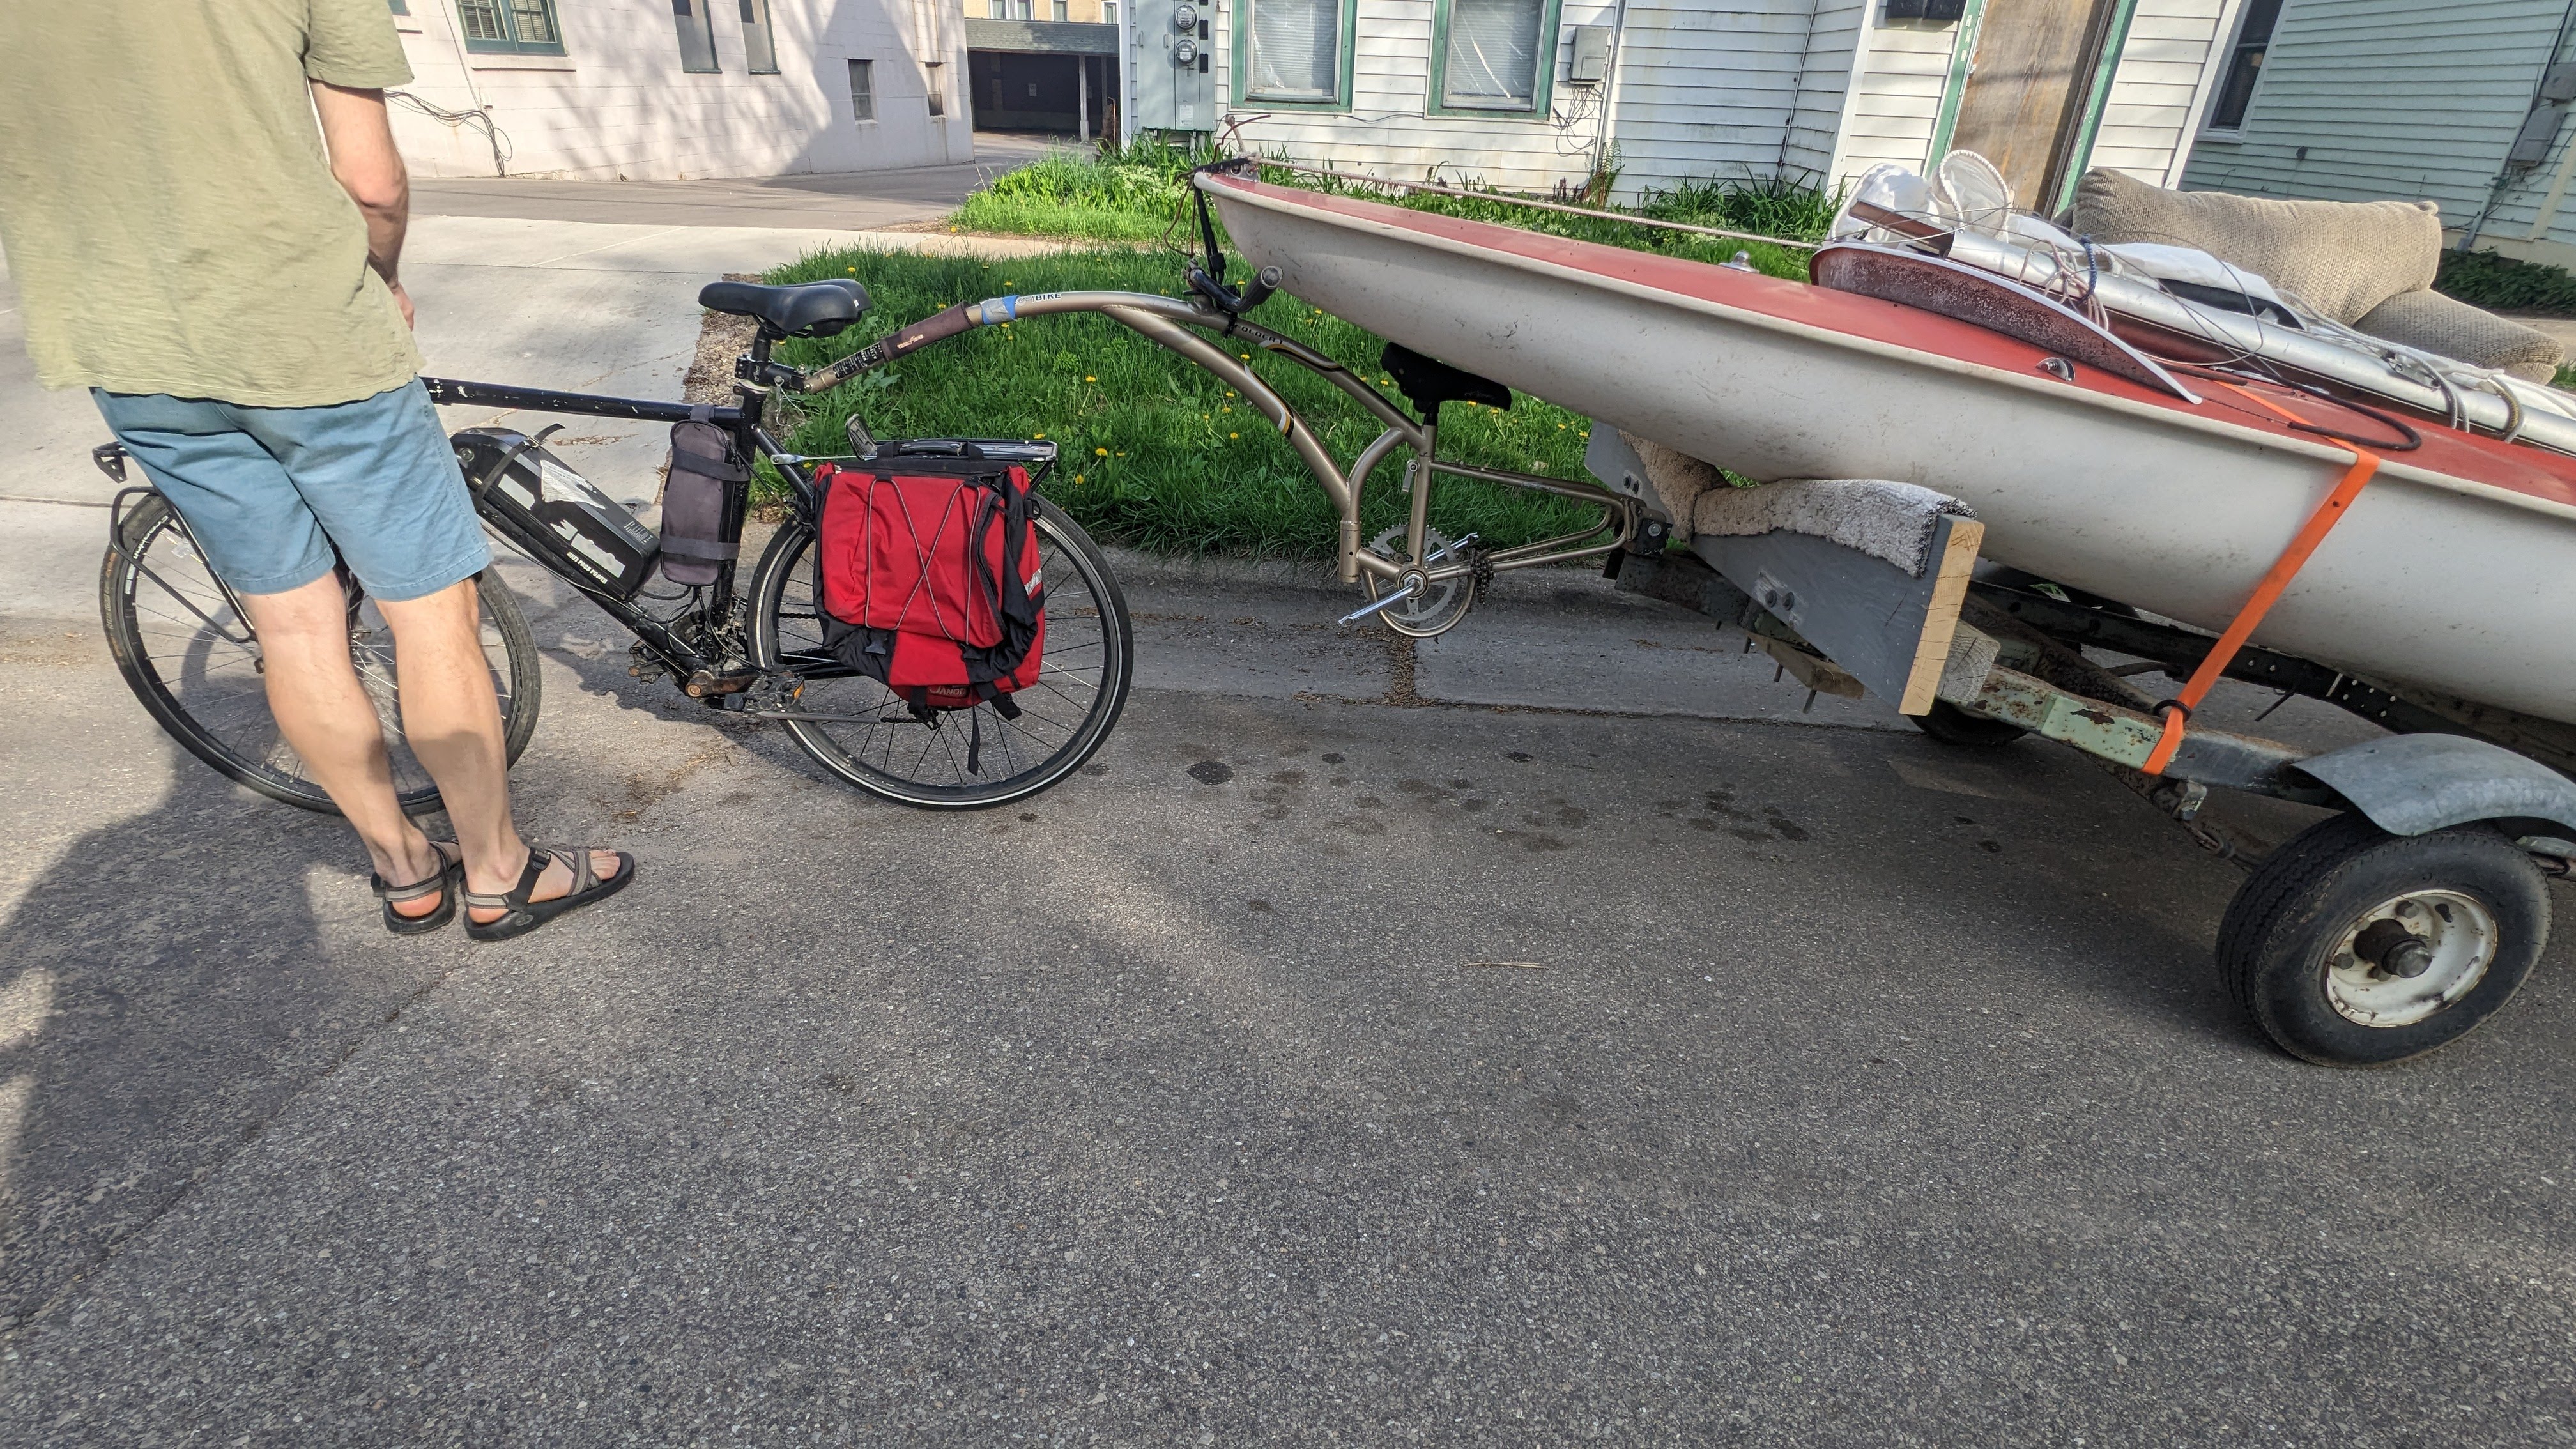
[1130,0,1215,132]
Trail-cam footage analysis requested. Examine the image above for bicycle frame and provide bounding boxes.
[421,360,816,697]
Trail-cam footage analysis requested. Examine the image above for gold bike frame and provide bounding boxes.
[803,289,1636,594]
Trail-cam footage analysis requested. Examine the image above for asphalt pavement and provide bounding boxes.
[3,201,2573,1446]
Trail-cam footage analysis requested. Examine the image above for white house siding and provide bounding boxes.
[390,0,972,181]
[1604,1,1858,195]
[1827,17,1962,186]
[1779,0,1871,181]
[2089,0,2235,184]
[1213,0,1622,197]
[2178,0,2564,227]
[1205,0,2219,206]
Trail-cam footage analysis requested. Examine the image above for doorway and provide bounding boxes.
[1940,0,2127,211]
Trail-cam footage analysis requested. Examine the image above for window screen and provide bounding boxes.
[457,0,565,52]
[1443,0,1543,111]
[850,58,875,121]
[1248,0,1342,102]
[673,0,719,72]
[2208,0,2282,131]
[740,0,778,73]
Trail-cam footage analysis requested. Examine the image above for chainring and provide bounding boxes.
[1363,524,1477,638]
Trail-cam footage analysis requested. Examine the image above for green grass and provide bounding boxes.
[1275,165,1832,281]
[947,139,1830,284]
[2435,247,2576,317]
[765,246,1607,558]
[949,137,1208,245]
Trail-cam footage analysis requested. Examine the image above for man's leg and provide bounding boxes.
[99,391,453,914]
[371,579,622,921]
[236,574,452,912]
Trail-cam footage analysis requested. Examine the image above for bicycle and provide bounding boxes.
[96,278,1136,814]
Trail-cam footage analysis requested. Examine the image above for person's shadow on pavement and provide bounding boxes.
[0,742,464,1334]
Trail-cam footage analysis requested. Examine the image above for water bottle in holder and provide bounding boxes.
[452,425,661,599]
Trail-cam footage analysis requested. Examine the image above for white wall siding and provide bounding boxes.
[390,0,971,181]
[1213,0,2223,208]
[1605,2,1843,195]
[2088,0,2234,183]
[1218,0,1623,197]
[2179,0,2563,226]
[1779,0,1871,182]
[1828,17,1961,187]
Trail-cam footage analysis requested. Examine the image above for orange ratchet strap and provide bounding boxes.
[2141,381,2380,776]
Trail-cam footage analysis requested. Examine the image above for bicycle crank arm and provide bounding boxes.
[682,667,763,699]
[1340,581,1423,626]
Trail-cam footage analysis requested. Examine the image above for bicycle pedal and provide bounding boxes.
[683,667,762,700]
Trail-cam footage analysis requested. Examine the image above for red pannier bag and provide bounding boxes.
[813,457,1045,717]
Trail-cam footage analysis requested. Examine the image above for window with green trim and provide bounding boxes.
[457,0,565,55]
[1432,0,1559,116]
[739,0,779,73]
[673,0,720,72]
[1239,0,1356,109]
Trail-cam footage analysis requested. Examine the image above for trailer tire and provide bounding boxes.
[1910,700,2025,747]
[2216,813,2549,1066]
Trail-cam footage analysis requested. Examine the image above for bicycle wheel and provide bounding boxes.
[99,490,543,816]
[747,496,1133,809]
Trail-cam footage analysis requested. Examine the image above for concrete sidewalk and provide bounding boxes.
[410,134,1058,231]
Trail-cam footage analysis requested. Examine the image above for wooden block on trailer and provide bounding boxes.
[1688,480,1984,716]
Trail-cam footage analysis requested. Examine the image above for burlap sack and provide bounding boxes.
[2069,169,2441,324]
[2355,289,2566,382]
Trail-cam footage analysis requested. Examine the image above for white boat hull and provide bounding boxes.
[1206,177,2576,726]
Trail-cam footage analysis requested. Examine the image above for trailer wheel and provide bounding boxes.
[2216,813,2550,1066]
[1910,700,2025,747]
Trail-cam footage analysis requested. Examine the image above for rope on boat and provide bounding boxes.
[1250,159,1823,254]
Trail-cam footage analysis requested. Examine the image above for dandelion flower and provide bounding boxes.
[1085,375,1096,382]
[1230,432,1239,439]
[1034,432,1045,439]
[1225,390,1236,398]
[1094,447,1108,456]
[1074,474,1085,484]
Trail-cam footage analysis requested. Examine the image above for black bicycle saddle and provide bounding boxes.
[1380,342,1512,421]
[697,278,871,339]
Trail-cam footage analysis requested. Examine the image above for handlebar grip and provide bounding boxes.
[888,302,978,358]
[1239,265,1284,310]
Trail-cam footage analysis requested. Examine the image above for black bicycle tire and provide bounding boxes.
[99,491,544,817]
[746,496,1134,809]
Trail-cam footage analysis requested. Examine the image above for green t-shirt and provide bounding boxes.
[0,0,422,407]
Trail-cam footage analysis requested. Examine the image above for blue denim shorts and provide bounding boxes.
[94,379,492,601]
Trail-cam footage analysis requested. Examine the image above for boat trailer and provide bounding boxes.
[793,265,2576,1069]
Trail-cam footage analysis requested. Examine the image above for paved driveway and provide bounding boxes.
[2,219,2572,1446]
